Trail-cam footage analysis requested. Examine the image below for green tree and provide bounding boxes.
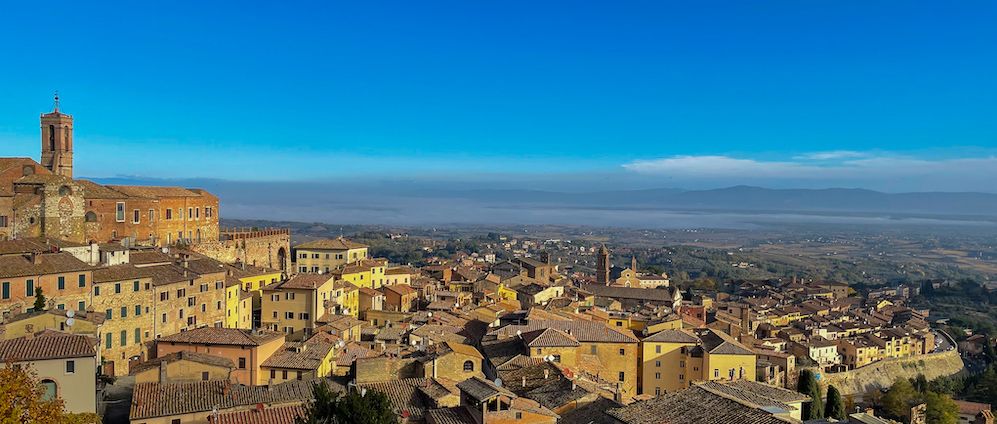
[912,374,929,393]
[796,370,824,420]
[883,378,918,420]
[33,287,46,312]
[0,365,101,423]
[923,391,959,424]
[983,334,997,364]
[825,385,846,420]
[968,364,997,406]
[297,382,397,424]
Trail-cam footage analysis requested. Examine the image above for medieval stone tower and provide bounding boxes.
[40,94,74,178]
[596,244,610,284]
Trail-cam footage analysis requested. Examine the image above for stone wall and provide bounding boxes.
[806,350,964,396]
[191,228,289,270]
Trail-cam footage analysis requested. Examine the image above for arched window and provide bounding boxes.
[463,360,474,372]
[48,125,55,151]
[85,211,98,222]
[59,185,72,196]
[40,379,57,401]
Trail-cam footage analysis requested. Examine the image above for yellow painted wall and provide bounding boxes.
[641,341,698,394]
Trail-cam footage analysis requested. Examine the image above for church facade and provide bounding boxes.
[0,99,218,246]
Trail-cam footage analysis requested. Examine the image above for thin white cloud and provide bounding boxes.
[621,152,997,192]
[793,150,868,161]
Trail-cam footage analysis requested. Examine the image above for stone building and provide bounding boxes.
[2,100,289,271]
[1,100,218,246]
[91,264,155,376]
[0,250,94,317]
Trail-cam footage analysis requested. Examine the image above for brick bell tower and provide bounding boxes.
[40,92,74,178]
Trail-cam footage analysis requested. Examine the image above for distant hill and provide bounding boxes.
[86,176,997,224]
[440,185,997,217]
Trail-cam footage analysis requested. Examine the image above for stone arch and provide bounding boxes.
[84,211,98,222]
[59,185,72,196]
[277,247,287,271]
[40,379,57,401]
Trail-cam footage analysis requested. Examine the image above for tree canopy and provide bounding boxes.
[0,365,101,423]
[296,383,397,424]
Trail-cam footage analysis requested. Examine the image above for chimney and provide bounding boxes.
[160,361,168,383]
[29,252,41,265]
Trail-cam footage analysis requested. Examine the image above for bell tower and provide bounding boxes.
[596,244,611,284]
[40,92,74,178]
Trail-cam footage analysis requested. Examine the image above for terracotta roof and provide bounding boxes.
[488,320,638,344]
[92,264,148,283]
[953,400,992,416]
[316,314,364,331]
[521,328,580,348]
[158,327,284,347]
[213,405,305,424]
[356,378,431,420]
[262,342,334,370]
[129,351,234,375]
[580,284,678,302]
[698,380,811,411]
[0,158,49,196]
[384,284,418,296]
[130,250,174,266]
[129,380,318,420]
[106,185,203,198]
[644,329,701,344]
[0,252,92,278]
[441,341,483,359]
[606,384,798,424]
[385,266,417,275]
[0,238,55,256]
[426,407,475,424]
[695,328,755,356]
[142,264,192,286]
[294,238,368,250]
[273,274,332,290]
[75,179,128,199]
[335,343,377,367]
[456,376,516,401]
[0,334,96,361]
[15,173,72,185]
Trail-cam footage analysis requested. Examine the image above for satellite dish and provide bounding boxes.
[546,355,555,362]
[66,310,75,318]
[494,378,503,387]
[65,318,75,327]
[427,312,433,318]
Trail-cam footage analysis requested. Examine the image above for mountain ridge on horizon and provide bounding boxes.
[84,176,997,220]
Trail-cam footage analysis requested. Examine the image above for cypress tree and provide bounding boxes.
[33,287,46,312]
[797,370,824,420]
[826,384,846,420]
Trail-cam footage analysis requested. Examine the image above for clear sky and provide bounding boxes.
[1,1,996,191]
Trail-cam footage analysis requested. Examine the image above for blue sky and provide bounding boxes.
[1,1,996,191]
